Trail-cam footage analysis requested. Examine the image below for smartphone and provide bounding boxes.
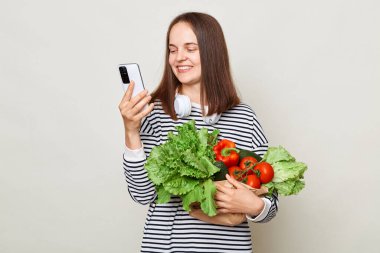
[118,63,145,98]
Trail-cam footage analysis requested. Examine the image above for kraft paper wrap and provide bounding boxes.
[189,180,268,226]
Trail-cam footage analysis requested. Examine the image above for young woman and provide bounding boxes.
[119,12,278,253]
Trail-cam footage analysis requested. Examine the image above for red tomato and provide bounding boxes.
[255,162,274,183]
[245,175,261,189]
[239,156,258,172]
[228,166,245,181]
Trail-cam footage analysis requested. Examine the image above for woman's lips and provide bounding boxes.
[177,66,192,73]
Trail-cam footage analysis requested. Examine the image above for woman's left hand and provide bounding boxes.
[215,174,264,216]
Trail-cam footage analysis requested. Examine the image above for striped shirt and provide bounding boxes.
[123,101,279,253]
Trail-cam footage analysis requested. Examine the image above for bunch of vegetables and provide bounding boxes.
[212,140,307,196]
[212,139,274,189]
[145,120,307,217]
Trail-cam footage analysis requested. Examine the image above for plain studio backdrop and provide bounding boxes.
[1,0,379,252]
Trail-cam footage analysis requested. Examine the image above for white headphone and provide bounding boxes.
[174,93,221,125]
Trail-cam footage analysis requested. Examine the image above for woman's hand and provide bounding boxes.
[215,174,264,216]
[118,81,154,149]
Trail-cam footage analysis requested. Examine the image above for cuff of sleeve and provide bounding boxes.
[246,198,271,222]
[123,143,146,161]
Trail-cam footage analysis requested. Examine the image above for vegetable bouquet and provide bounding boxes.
[145,120,307,217]
[212,141,307,197]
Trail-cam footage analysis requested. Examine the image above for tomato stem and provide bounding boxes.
[221,148,240,157]
[244,161,261,177]
[245,161,260,171]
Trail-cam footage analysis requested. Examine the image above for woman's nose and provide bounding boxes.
[176,49,187,61]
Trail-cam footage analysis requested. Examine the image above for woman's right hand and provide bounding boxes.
[118,81,155,149]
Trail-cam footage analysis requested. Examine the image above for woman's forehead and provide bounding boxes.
[169,22,198,45]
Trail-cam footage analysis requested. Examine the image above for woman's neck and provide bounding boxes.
[179,83,206,105]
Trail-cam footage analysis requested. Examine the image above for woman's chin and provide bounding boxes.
[176,78,201,86]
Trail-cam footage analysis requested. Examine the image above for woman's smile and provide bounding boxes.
[177,65,193,73]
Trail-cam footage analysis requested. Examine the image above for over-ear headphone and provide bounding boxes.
[174,93,221,125]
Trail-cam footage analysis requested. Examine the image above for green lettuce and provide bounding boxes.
[145,120,220,216]
[262,146,307,196]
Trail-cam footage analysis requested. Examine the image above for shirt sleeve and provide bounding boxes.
[247,110,279,223]
[245,198,271,222]
[122,112,160,205]
[124,144,146,161]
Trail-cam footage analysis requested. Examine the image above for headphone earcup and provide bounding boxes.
[203,113,221,125]
[174,93,221,124]
[174,94,192,117]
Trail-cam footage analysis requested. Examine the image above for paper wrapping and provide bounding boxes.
[189,180,268,226]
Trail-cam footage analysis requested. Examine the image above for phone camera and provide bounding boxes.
[119,66,130,84]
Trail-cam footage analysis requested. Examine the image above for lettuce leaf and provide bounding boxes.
[263,146,307,196]
[181,179,218,216]
[182,184,204,211]
[271,161,307,183]
[156,186,172,204]
[145,120,220,216]
[163,176,199,195]
[263,146,295,163]
[200,179,217,216]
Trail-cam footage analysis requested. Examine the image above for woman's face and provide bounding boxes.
[168,22,201,88]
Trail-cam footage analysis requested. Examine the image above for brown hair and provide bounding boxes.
[151,12,240,119]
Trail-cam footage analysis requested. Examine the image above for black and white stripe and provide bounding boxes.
[123,101,278,253]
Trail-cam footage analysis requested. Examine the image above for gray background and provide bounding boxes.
[1,0,379,252]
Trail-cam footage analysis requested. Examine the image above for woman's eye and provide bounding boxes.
[187,48,197,52]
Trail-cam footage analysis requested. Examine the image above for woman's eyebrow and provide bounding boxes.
[169,42,198,47]
[184,42,198,46]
